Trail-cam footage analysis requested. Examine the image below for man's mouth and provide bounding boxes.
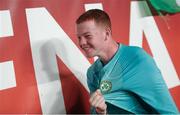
[81,46,91,52]
[83,47,90,51]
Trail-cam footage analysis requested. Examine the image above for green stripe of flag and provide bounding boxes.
[149,0,180,13]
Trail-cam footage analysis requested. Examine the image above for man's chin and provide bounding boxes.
[85,53,95,58]
[86,55,94,58]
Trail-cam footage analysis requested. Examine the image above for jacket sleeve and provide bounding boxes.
[87,67,98,94]
[87,67,98,114]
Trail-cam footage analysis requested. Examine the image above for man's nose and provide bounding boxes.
[79,37,87,46]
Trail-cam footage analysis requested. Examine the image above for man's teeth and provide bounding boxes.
[83,47,89,50]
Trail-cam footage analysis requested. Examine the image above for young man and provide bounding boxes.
[76,9,179,114]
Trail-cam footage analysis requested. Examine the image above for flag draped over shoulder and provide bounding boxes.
[149,0,180,13]
[87,44,179,113]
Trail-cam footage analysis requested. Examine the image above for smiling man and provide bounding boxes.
[76,9,179,114]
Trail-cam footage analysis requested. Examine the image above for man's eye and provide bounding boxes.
[85,35,92,39]
[78,37,81,40]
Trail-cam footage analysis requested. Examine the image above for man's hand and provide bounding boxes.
[89,89,107,114]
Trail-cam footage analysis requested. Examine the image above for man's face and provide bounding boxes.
[76,20,106,58]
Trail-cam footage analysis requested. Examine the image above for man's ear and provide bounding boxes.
[105,27,111,40]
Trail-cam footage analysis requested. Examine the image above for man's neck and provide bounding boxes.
[100,41,119,65]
